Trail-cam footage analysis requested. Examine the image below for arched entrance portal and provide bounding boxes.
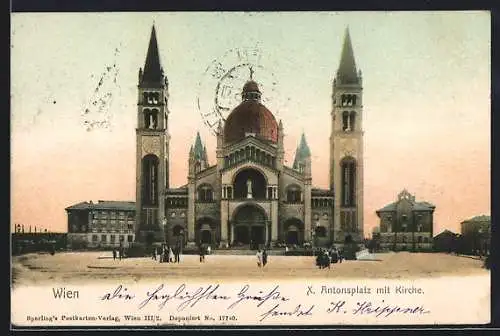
[284,218,304,246]
[196,218,217,246]
[232,204,268,249]
[200,223,212,244]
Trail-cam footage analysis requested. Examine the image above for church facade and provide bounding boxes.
[66,25,365,250]
[135,26,365,249]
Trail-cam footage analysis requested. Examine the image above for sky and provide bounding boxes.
[11,11,490,236]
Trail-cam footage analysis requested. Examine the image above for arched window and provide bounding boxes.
[141,154,159,206]
[341,94,357,107]
[143,92,160,105]
[197,184,214,202]
[349,111,356,132]
[342,111,350,131]
[341,157,356,207]
[144,109,151,128]
[144,108,159,129]
[150,109,159,129]
[195,162,201,174]
[401,215,408,232]
[286,185,302,203]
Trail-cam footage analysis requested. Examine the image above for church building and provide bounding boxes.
[67,25,366,250]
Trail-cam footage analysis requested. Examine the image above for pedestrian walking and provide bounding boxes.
[199,243,206,263]
[262,249,268,267]
[152,247,157,261]
[256,249,263,268]
[164,245,169,263]
[158,246,163,263]
[175,245,181,263]
[112,248,117,260]
[169,246,174,263]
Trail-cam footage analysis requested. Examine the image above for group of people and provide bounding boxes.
[316,247,344,269]
[256,248,269,268]
[112,246,124,260]
[152,244,181,263]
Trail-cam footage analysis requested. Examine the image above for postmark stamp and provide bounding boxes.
[196,46,287,134]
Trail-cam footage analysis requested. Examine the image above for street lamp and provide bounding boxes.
[162,217,167,244]
[312,220,320,255]
[477,228,483,258]
[414,214,422,252]
[179,229,184,253]
[388,216,396,251]
[311,229,316,256]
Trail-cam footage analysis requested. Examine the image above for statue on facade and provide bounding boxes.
[246,178,253,199]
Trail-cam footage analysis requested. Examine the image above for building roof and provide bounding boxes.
[376,201,397,212]
[413,201,436,211]
[141,25,163,86]
[336,27,360,85]
[376,190,435,214]
[223,81,278,144]
[311,188,334,196]
[462,215,491,223]
[433,229,458,239]
[293,133,311,169]
[65,200,136,211]
[193,131,205,161]
[65,201,92,210]
[166,186,188,195]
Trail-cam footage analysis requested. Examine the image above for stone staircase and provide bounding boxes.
[212,249,286,256]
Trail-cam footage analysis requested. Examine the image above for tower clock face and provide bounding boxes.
[197,47,287,135]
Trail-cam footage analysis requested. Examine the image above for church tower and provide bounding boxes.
[135,25,170,244]
[330,27,364,245]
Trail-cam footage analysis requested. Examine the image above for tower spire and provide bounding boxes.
[141,25,163,85]
[194,131,204,160]
[300,133,311,157]
[336,27,359,85]
[293,132,311,170]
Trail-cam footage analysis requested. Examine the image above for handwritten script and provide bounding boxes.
[99,284,430,322]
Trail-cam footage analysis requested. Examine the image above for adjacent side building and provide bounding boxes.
[65,201,136,248]
[375,189,435,251]
[460,215,491,255]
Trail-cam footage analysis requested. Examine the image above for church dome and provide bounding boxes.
[223,81,278,144]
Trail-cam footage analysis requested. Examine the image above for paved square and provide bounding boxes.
[11,251,487,287]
